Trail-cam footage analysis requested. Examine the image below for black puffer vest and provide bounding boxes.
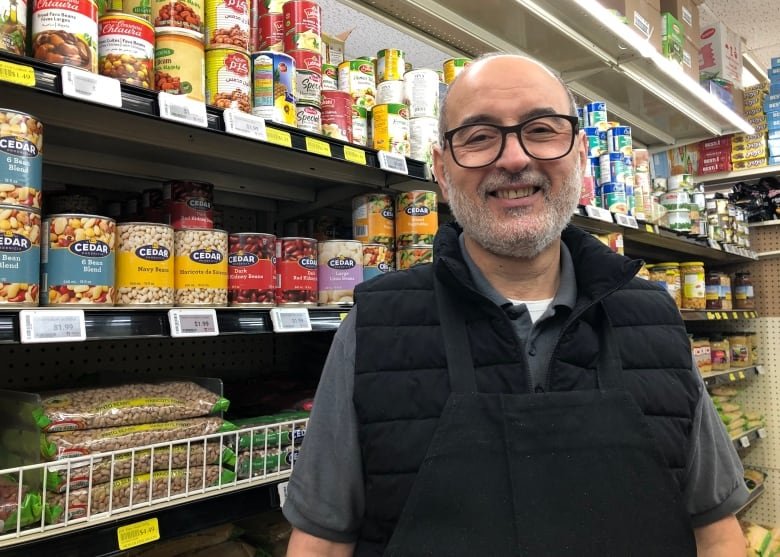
[352,223,699,556]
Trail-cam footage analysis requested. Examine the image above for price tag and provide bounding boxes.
[269,307,312,332]
[720,312,728,320]
[739,436,750,448]
[266,127,292,148]
[585,205,614,223]
[117,518,160,550]
[277,481,289,507]
[305,137,332,157]
[0,60,35,87]
[707,239,722,250]
[739,371,746,380]
[158,92,208,128]
[751,311,758,318]
[758,428,768,439]
[377,150,409,175]
[168,309,219,337]
[343,145,367,165]
[756,365,766,375]
[728,373,736,382]
[644,223,656,234]
[19,310,86,344]
[224,109,267,141]
[706,312,715,320]
[339,312,348,321]
[61,66,122,108]
[713,313,721,320]
[615,213,638,228]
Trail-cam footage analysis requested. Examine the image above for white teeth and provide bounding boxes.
[495,188,534,199]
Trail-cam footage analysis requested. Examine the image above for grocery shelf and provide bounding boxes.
[737,483,766,516]
[680,310,759,322]
[732,426,767,452]
[698,166,780,190]
[701,365,764,388]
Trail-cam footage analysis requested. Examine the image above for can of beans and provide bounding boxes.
[275,237,317,305]
[318,240,362,306]
[321,63,337,90]
[32,0,99,73]
[258,11,283,50]
[205,0,248,49]
[205,46,251,112]
[251,51,296,125]
[228,232,276,306]
[289,49,321,106]
[396,190,437,247]
[122,0,151,22]
[296,103,321,134]
[164,180,214,229]
[98,13,155,89]
[403,68,439,118]
[282,0,320,52]
[0,109,43,209]
[443,58,470,84]
[320,90,352,142]
[409,117,438,165]
[376,49,404,83]
[115,222,174,306]
[154,27,206,101]
[152,0,203,32]
[0,205,40,306]
[362,243,390,281]
[372,103,410,156]
[1,0,27,55]
[174,228,228,306]
[351,104,367,146]
[338,59,376,110]
[41,214,116,305]
[397,244,433,270]
[376,80,404,105]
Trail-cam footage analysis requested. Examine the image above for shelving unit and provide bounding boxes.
[701,365,764,388]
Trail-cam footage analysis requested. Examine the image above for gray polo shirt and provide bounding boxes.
[283,241,749,543]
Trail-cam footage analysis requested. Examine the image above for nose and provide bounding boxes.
[495,131,532,173]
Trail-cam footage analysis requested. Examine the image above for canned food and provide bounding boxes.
[164,180,213,229]
[442,58,470,85]
[122,0,151,22]
[321,62,337,90]
[32,0,98,72]
[338,59,376,110]
[116,222,174,306]
[318,239,362,305]
[409,117,438,165]
[372,103,410,156]
[362,243,389,281]
[1,0,27,54]
[351,104,367,146]
[352,193,394,246]
[289,49,321,106]
[153,0,203,32]
[396,190,436,247]
[174,228,228,306]
[228,232,275,306]
[376,49,404,83]
[599,152,625,185]
[254,0,283,15]
[397,244,432,270]
[602,182,627,214]
[0,205,40,305]
[282,0,320,52]
[205,46,251,112]
[376,80,404,105]
[608,125,632,156]
[154,27,206,101]
[660,190,691,211]
[586,101,607,128]
[251,51,296,125]
[98,13,155,88]
[257,11,282,50]
[320,90,352,142]
[41,214,116,305]
[205,0,248,49]
[666,209,691,231]
[403,69,439,118]
[0,109,43,209]
[275,237,317,305]
[296,104,321,134]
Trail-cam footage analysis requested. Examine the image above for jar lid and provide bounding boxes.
[654,262,680,268]
[680,261,704,267]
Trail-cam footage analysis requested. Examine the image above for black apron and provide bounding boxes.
[383,278,697,556]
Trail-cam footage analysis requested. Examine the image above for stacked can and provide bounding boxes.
[32,0,99,73]
[371,48,410,155]
[317,240,363,306]
[202,0,251,112]
[404,68,439,165]
[275,237,318,305]
[250,0,285,51]
[98,13,155,89]
[338,57,376,146]
[395,190,436,270]
[289,49,322,133]
[352,193,395,269]
[228,232,276,306]
[251,51,296,126]
[442,58,471,85]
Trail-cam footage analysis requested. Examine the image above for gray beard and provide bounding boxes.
[445,161,582,259]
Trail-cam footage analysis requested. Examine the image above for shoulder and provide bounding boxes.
[355,264,434,294]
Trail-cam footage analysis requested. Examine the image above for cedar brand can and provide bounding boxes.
[154,27,206,101]
[41,214,116,305]
[318,239,362,306]
[376,49,404,83]
[251,51,296,125]
[32,0,99,72]
[98,13,155,89]
[362,243,390,281]
[174,228,228,306]
[351,105,367,146]
[409,117,438,165]
[0,109,43,209]
[320,90,352,142]
[0,205,40,306]
[443,58,470,84]
[205,0,249,50]
[122,0,151,22]
[352,193,394,247]
[396,190,437,247]
[228,232,276,306]
[164,180,213,229]
[282,0,319,52]
[296,104,321,134]
[338,59,376,110]
[372,103,410,156]
[1,0,27,54]
[152,0,203,32]
[321,63,337,90]
[376,80,404,105]
[115,222,174,306]
[258,11,282,50]
[206,46,251,112]
[396,245,433,270]
[289,49,321,106]
[275,237,317,305]
[403,68,439,118]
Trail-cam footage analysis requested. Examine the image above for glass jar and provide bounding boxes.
[727,335,750,368]
[648,262,681,308]
[710,335,730,372]
[706,271,722,310]
[636,264,650,280]
[692,338,712,374]
[720,274,732,310]
[680,262,706,310]
[733,272,755,310]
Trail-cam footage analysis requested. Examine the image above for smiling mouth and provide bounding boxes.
[490,187,540,199]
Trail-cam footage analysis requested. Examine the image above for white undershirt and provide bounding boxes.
[506,297,554,324]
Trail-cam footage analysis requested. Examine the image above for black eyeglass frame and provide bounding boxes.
[442,114,580,169]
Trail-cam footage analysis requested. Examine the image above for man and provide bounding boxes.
[284,54,748,556]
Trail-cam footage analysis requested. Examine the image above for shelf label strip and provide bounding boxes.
[158,92,208,128]
[224,109,267,141]
[343,145,367,165]
[585,205,614,223]
[0,60,35,87]
[305,137,332,157]
[117,518,160,550]
[62,66,122,108]
[269,308,312,332]
[615,213,638,228]
[19,310,86,344]
[266,128,293,148]
[168,309,219,337]
[377,150,409,175]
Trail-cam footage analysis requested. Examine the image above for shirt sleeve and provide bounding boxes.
[682,365,749,528]
[282,309,365,542]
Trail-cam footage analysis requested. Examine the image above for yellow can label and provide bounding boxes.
[377,48,404,82]
[175,250,227,289]
[352,194,394,243]
[372,103,410,156]
[396,190,438,246]
[443,57,471,84]
[117,244,173,289]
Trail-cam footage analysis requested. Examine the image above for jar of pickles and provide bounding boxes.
[733,272,755,310]
[710,335,730,372]
[648,262,681,308]
[680,261,705,310]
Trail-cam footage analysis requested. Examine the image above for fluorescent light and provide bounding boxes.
[572,0,656,58]
[742,66,760,88]
[742,53,767,84]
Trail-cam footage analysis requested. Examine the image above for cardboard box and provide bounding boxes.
[698,159,731,175]
[660,0,699,42]
[699,22,742,85]
[699,136,731,150]
[701,79,735,109]
[601,0,663,53]
[682,38,699,80]
[732,157,768,170]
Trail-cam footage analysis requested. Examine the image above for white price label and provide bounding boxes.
[224,109,267,141]
[168,309,219,337]
[739,436,750,448]
[277,481,289,507]
[614,213,638,228]
[758,428,768,439]
[377,150,409,175]
[585,205,615,223]
[158,92,208,128]
[61,66,122,108]
[19,310,86,344]
[756,365,766,375]
[269,308,312,332]
[707,239,722,251]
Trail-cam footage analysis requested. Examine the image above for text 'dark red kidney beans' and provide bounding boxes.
[228,232,276,306]
[275,236,317,305]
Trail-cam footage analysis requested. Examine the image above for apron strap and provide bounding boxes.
[596,302,625,391]
[434,272,478,394]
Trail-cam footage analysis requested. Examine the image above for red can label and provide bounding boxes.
[321,90,352,142]
[275,237,317,304]
[228,233,276,305]
[282,0,320,51]
[164,180,214,229]
[288,48,321,73]
[258,12,283,49]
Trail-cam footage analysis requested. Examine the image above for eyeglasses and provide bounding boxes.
[443,114,579,169]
